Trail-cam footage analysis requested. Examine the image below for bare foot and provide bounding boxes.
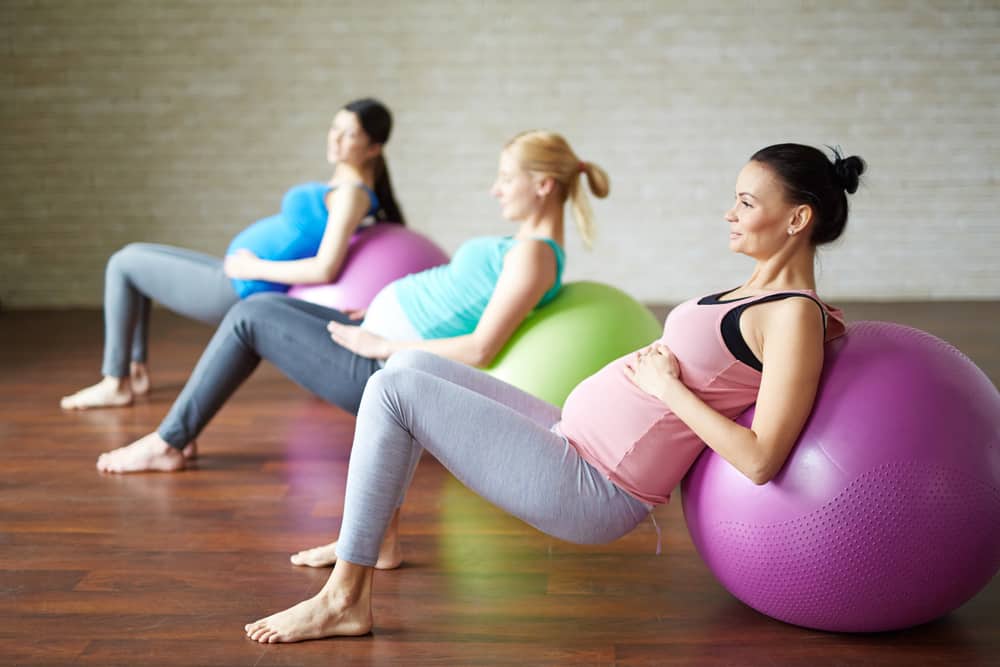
[61,376,132,410]
[244,590,372,643]
[96,432,187,473]
[182,441,198,460]
[290,540,402,570]
[130,362,151,396]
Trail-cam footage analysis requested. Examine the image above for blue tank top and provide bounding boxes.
[394,236,565,339]
[226,182,379,298]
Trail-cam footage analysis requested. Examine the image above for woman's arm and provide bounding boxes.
[327,239,558,367]
[224,186,370,285]
[625,297,826,484]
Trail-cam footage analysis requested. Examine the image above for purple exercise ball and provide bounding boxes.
[681,321,1000,633]
[288,224,448,311]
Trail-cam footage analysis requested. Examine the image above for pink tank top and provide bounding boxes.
[555,289,846,505]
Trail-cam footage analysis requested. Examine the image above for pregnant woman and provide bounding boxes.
[242,143,864,643]
[94,130,610,474]
[60,98,404,410]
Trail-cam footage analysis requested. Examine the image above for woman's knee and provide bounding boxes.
[220,294,281,334]
[384,348,441,372]
[364,364,427,413]
[228,292,299,331]
[106,242,152,277]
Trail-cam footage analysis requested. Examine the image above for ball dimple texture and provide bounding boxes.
[714,463,1000,631]
[682,322,1000,632]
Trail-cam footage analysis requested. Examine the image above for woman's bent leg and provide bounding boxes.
[102,242,237,377]
[291,350,566,568]
[97,294,380,473]
[381,350,562,510]
[157,293,380,448]
[248,364,648,643]
[336,364,649,566]
[63,244,237,410]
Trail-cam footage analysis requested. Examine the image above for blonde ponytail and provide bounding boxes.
[505,131,610,249]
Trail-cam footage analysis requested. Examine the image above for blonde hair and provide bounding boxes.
[504,131,609,248]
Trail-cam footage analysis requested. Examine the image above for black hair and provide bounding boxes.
[343,98,405,225]
[750,143,866,245]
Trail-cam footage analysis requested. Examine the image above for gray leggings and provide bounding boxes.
[336,350,652,566]
[157,293,381,448]
[102,243,239,378]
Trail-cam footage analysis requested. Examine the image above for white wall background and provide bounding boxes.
[2,0,998,307]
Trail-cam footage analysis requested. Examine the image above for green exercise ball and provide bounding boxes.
[485,281,662,407]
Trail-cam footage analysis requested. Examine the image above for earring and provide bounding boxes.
[787,228,795,236]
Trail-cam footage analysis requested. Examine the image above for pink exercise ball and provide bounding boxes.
[681,321,1000,633]
[288,224,448,311]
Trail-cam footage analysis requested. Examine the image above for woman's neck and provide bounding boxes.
[330,161,375,188]
[514,198,565,245]
[744,245,817,292]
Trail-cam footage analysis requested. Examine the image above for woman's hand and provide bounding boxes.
[344,307,367,321]
[623,343,682,400]
[327,320,390,359]
[224,249,262,280]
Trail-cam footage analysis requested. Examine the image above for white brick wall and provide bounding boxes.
[2,0,998,306]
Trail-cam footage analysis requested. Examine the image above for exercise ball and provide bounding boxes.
[289,224,448,312]
[486,281,661,407]
[681,321,1000,632]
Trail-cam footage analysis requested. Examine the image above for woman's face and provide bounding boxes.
[490,149,543,222]
[725,161,802,258]
[327,110,378,166]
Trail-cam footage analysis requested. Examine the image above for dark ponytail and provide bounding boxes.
[371,155,405,225]
[343,98,406,225]
[750,143,866,245]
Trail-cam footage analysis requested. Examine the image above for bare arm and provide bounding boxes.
[327,239,558,367]
[224,186,369,285]
[625,297,826,484]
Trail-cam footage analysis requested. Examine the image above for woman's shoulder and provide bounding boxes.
[324,181,377,209]
[747,290,846,342]
[504,236,563,265]
[507,235,564,260]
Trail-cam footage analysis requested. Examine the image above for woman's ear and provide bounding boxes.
[366,142,383,162]
[535,175,556,199]
[789,204,813,236]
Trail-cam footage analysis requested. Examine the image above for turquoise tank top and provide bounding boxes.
[394,236,565,339]
[226,182,379,298]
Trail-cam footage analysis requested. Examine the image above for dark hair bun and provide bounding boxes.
[833,154,866,194]
[751,143,867,246]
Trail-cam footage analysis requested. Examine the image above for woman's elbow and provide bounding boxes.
[735,459,775,485]
[747,467,775,486]
[468,348,492,368]
[315,261,342,283]
[467,339,500,368]
[745,447,790,485]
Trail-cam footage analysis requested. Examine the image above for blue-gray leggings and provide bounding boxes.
[101,243,239,378]
[335,349,652,566]
[157,293,381,448]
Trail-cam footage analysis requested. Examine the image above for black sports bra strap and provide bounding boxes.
[720,293,828,372]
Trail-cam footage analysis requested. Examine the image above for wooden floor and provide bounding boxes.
[1,302,998,666]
